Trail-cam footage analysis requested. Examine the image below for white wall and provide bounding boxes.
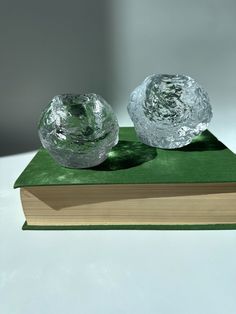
[1,0,236,154]
[111,0,236,152]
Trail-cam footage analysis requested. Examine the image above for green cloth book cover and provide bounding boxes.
[14,127,236,188]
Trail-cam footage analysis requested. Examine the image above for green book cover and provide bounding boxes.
[14,127,236,230]
[14,127,236,188]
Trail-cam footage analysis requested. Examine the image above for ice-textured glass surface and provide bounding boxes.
[128,74,213,149]
[38,94,119,168]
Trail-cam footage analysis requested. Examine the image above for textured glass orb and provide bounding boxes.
[128,74,213,149]
[38,94,119,168]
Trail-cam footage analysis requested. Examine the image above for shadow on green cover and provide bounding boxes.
[91,140,157,171]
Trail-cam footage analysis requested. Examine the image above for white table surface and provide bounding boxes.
[1,151,236,314]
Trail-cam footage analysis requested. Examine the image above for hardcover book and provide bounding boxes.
[14,127,236,230]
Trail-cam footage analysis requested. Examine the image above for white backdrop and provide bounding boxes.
[1,0,236,155]
[111,0,236,152]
